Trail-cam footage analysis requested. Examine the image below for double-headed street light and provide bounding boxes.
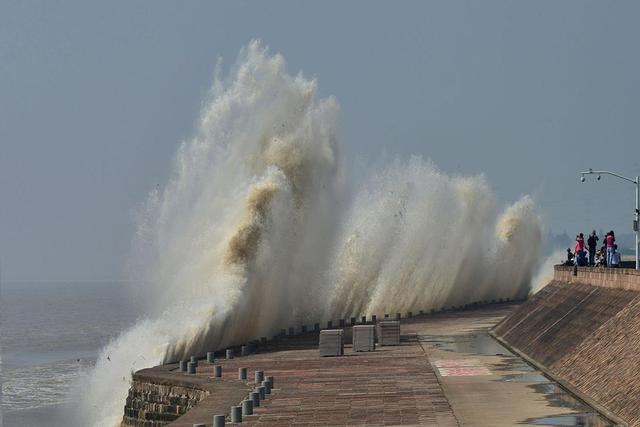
[580,168,640,270]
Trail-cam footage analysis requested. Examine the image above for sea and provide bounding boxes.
[1,281,140,427]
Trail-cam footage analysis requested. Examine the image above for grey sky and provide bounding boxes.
[1,1,639,281]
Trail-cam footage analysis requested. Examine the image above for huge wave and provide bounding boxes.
[76,40,542,426]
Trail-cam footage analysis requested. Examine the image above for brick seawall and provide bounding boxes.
[492,266,640,426]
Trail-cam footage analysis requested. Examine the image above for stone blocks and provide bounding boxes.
[319,329,344,356]
[353,325,375,352]
[377,320,400,346]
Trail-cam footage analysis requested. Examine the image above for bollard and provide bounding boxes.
[301,325,307,333]
[239,367,247,380]
[361,315,367,324]
[372,315,377,323]
[262,379,272,394]
[384,314,389,318]
[289,327,295,336]
[314,323,320,331]
[419,310,424,315]
[231,405,242,423]
[350,317,356,326]
[241,345,248,356]
[179,360,188,372]
[430,309,435,314]
[408,311,412,318]
[396,313,401,320]
[250,391,260,407]
[213,415,225,427]
[280,328,286,336]
[327,320,333,329]
[226,349,234,360]
[207,352,215,363]
[339,319,345,327]
[214,365,222,378]
[190,355,198,366]
[254,370,264,385]
[257,386,266,400]
[266,375,274,388]
[187,362,196,374]
[260,336,267,345]
[242,399,253,416]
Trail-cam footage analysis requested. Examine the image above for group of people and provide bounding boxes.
[564,230,621,268]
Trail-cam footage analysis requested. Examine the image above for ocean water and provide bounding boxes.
[1,281,139,426]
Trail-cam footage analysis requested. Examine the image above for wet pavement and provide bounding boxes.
[151,303,614,426]
[406,306,613,427]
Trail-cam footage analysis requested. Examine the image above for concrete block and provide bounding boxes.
[353,325,375,352]
[377,320,400,346]
[319,329,344,356]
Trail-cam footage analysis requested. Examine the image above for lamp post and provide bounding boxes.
[580,168,640,270]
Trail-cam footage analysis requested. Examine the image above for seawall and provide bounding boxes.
[491,265,640,426]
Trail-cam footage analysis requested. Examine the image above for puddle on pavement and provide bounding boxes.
[419,333,509,356]
[524,413,612,426]
[420,333,613,426]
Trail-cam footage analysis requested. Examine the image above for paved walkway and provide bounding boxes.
[158,303,610,426]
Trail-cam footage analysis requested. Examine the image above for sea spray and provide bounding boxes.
[77,40,542,426]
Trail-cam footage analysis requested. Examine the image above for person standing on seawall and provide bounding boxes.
[587,230,599,266]
[575,233,585,257]
[606,230,616,267]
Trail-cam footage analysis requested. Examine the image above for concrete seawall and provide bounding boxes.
[491,265,640,426]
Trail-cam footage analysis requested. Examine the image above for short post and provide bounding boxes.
[187,362,196,374]
[339,319,345,327]
[230,405,242,423]
[213,415,225,427]
[207,352,215,363]
[179,360,188,372]
[241,345,248,356]
[372,315,377,323]
[214,365,222,378]
[260,337,267,345]
[350,317,356,326]
[239,367,247,380]
[327,320,333,329]
[288,327,295,336]
[266,375,274,388]
[407,311,412,318]
[396,313,401,320]
[226,349,234,359]
[361,315,367,324]
[384,314,389,318]
[242,399,253,416]
[257,386,266,400]
[190,355,198,366]
[254,370,264,385]
[262,379,272,394]
[250,391,260,407]
[301,325,307,333]
[314,323,320,331]
[280,328,286,336]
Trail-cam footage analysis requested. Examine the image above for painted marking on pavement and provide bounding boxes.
[434,359,492,376]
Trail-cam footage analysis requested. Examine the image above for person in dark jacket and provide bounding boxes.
[587,230,599,266]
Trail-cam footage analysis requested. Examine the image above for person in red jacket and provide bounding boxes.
[605,231,616,266]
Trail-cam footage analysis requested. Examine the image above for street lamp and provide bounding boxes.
[580,168,640,270]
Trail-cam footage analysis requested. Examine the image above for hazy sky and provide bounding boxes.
[1,1,639,281]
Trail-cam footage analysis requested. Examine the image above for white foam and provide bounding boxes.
[76,40,542,426]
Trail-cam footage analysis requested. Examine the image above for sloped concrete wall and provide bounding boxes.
[492,266,640,426]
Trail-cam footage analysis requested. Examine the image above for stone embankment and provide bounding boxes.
[492,265,640,426]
